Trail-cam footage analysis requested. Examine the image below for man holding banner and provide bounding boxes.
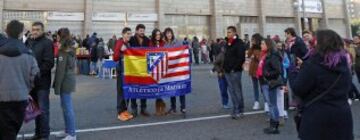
[122,27,191,118]
[113,27,134,121]
[128,24,151,117]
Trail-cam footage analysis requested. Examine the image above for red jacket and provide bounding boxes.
[113,39,128,62]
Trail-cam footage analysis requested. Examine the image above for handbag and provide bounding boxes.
[294,73,342,132]
[24,96,42,123]
[268,75,284,89]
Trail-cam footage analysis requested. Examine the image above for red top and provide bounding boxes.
[53,42,60,58]
[113,39,127,62]
[149,40,165,48]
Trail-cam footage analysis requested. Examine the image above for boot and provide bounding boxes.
[155,100,162,116]
[264,120,280,134]
[159,100,166,116]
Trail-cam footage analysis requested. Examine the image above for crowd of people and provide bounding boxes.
[0,18,357,140]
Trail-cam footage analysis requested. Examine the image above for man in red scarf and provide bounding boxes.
[223,26,247,119]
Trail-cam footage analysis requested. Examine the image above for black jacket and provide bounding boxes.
[129,35,150,47]
[259,50,283,88]
[223,36,246,73]
[289,53,353,140]
[290,36,308,60]
[26,34,54,90]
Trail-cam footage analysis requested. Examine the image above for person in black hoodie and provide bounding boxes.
[223,26,247,119]
[289,29,353,140]
[284,27,308,109]
[0,20,39,140]
[26,21,54,140]
[128,24,150,117]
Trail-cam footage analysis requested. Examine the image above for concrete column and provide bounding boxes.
[343,0,352,38]
[83,0,93,36]
[320,0,329,29]
[210,0,224,40]
[294,0,303,34]
[156,0,166,30]
[258,0,266,35]
[0,0,4,32]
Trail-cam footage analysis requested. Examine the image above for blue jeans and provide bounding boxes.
[90,61,97,74]
[251,77,260,102]
[32,89,50,138]
[218,76,229,106]
[262,85,280,122]
[60,93,76,136]
[225,72,244,114]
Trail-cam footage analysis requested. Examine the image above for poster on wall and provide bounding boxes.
[47,12,84,21]
[127,13,158,22]
[299,0,323,13]
[92,12,126,21]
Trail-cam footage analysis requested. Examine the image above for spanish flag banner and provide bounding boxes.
[123,46,191,99]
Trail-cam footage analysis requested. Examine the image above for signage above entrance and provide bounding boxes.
[92,12,126,21]
[298,0,323,13]
[47,12,84,21]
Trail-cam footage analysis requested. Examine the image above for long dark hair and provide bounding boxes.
[164,27,175,42]
[315,29,346,68]
[57,28,72,51]
[251,33,263,50]
[151,28,163,43]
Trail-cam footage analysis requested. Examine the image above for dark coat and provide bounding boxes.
[259,50,283,88]
[129,35,150,47]
[223,36,247,73]
[290,36,308,60]
[26,34,54,90]
[289,53,353,140]
[53,43,76,95]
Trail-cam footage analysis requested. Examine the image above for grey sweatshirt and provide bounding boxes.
[0,37,39,102]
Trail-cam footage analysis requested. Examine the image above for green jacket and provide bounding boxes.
[53,46,76,95]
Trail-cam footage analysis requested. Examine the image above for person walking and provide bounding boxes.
[149,28,167,116]
[53,28,78,140]
[113,27,134,121]
[353,35,360,100]
[0,20,40,140]
[96,38,106,78]
[129,24,150,117]
[248,33,264,110]
[257,38,283,134]
[107,35,117,52]
[26,22,54,140]
[192,36,200,65]
[223,26,247,119]
[163,27,187,117]
[289,29,353,140]
[200,39,209,64]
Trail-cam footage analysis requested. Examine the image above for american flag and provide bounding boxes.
[147,48,190,84]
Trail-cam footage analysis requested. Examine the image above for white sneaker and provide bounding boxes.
[252,101,260,110]
[348,99,352,105]
[264,103,269,112]
[62,135,77,140]
[55,131,67,138]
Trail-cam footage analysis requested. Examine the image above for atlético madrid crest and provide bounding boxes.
[147,52,168,82]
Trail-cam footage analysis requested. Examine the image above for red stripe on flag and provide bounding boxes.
[164,71,190,78]
[168,62,189,69]
[124,76,157,84]
[124,46,189,56]
[168,54,190,60]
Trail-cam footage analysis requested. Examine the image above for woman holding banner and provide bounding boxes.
[163,27,187,117]
[149,28,167,116]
